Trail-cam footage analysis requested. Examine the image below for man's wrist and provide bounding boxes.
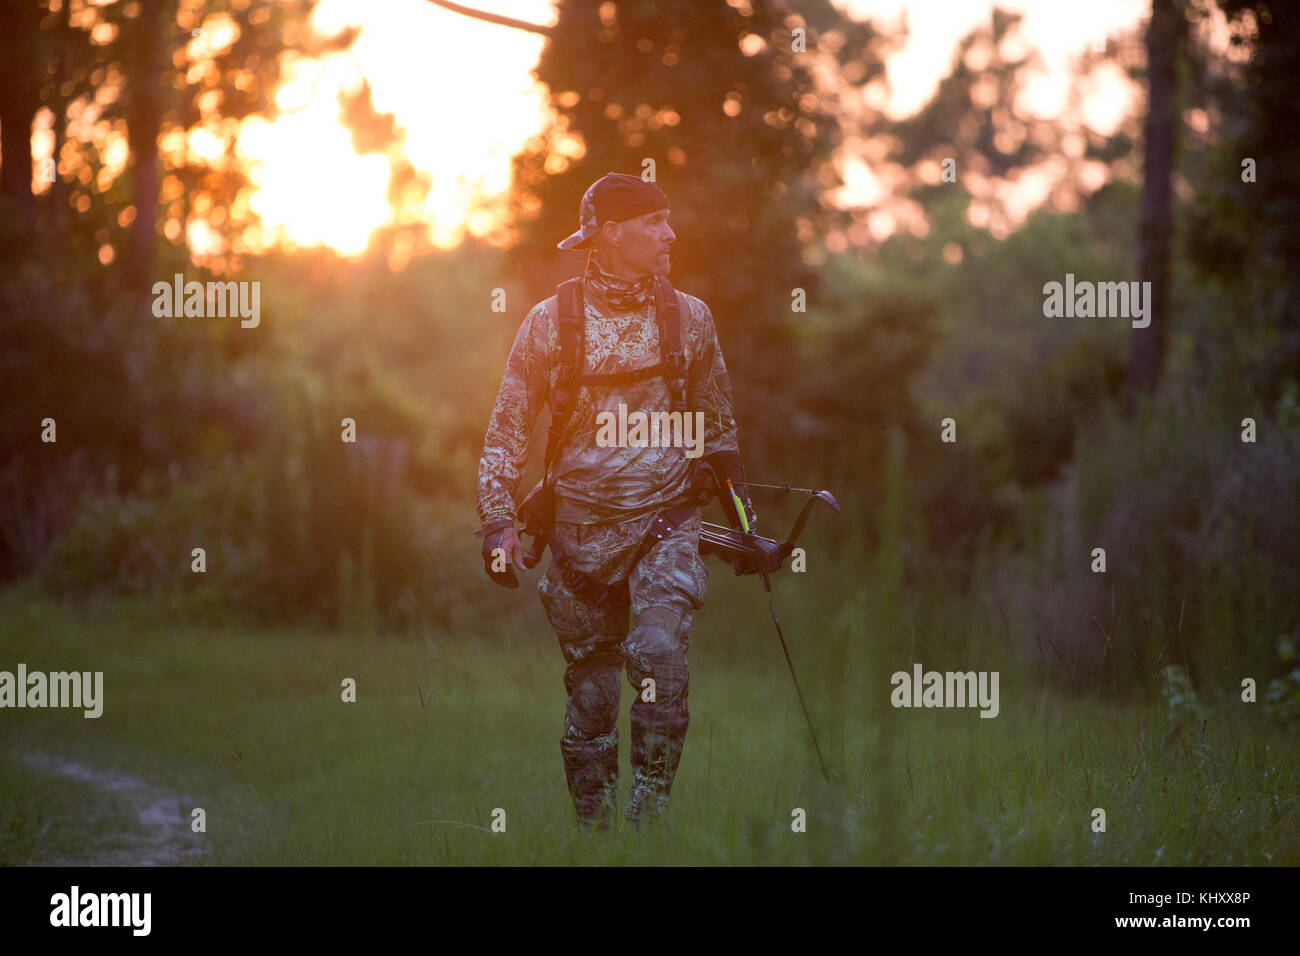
[475,517,515,538]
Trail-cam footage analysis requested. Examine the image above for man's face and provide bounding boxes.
[604,208,676,277]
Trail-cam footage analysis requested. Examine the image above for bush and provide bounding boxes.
[989,388,1300,696]
[36,459,269,626]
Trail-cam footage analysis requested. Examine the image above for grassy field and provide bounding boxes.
[1,575,1297,867]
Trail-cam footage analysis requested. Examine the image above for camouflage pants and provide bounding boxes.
[537,507,708,828]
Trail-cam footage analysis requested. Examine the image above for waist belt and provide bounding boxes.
[556,501,699,610]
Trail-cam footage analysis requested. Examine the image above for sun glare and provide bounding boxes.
[215,0,555,258]
[235,55,393,255]
[193,0,1147,259]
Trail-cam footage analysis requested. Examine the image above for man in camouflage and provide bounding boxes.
[475,172,758,828]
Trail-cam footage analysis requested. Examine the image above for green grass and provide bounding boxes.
[1,581,1296,866]
[0,751,144,865]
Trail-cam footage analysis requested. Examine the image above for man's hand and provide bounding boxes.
[697,451,759,534]
[733,534,784,576]
[481,525,526,588]
[496,527,525,567]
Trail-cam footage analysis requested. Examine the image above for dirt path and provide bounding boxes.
[23,751,206,866]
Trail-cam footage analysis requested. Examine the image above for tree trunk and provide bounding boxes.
[127,0,165,293]
[0,1,44,231]
[1129,0,1183,403]
[47,0,74,241]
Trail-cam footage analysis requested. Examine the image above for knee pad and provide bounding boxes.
[624,606,687,688]
[627,606,680,657]
[565,668,620,738]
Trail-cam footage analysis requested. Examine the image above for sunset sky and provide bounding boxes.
[213,0,1156,257]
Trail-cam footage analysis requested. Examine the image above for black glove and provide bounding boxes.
[733,534,784,576]
[478,523,519,589]
[697,450,759,534]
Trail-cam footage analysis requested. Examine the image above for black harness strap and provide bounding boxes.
[653,275,688,414]
[541,277,586,486]
[576,363,668,386]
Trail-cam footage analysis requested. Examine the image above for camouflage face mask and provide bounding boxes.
[584,251,654,311]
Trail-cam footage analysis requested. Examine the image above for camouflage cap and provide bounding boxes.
[557,172,669,250]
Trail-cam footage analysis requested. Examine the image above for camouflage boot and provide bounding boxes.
[624,775,671,827]
[561,723,618,828]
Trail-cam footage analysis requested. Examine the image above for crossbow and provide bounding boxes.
[697,480,841,577]
[698,477,841,782]
[507,469,842,782]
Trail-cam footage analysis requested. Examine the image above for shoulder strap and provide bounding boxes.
[652,275,687,413]
[542,278,585,484]
[542,276,687,485]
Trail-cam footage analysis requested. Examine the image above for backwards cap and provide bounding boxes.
[556,173,669,250]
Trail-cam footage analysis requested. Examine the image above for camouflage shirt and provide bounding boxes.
[476,267,742,528]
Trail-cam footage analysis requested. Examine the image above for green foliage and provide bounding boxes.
[15,244,525,634]
[0,248,268,582]
[1182,0,1300,402]
[35,460,268,626]
[1160,664,1205,723]
[989,388,1300,695]
[1263,635,1300,724]
[848,194,1135,558]
[779,252,939,500]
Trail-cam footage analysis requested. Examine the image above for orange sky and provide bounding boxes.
[183,1,1158,257]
